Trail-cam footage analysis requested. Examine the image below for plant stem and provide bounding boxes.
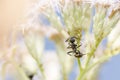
[36,60,46,79]
[78,39,101,80]
[23,36,45,79]
[77,58,83,72]
[80,55,109,80]
[85,39,101,67]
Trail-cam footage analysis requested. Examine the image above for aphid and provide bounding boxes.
[65,36,85,58]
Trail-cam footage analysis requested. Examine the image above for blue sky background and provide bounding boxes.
[99,54,120,80]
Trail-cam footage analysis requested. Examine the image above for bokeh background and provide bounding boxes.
[0,0,120,80]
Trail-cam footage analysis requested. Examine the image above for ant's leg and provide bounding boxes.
[67,46,72,49]
[76,50,85,55]
[77,45,81,48]
[68,42,72,45]
[75,50,80,53]
[68,42,73,47]
[77,42,82,48]
[65,38,70,42]
[67,51,74,56]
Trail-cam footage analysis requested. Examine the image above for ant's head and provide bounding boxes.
[70,37,75,43]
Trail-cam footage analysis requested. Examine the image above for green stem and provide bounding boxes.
[77,58,83,80]
[2,52,29,80]
[79,55,110,80]
[87,56,109,71]
[36,59,46,79]
[23,36,45,79]
[77,36,83,80]
[78,38,101,80]
[77,58,83,72]
[85,39,101,67]
[12,61,30,80]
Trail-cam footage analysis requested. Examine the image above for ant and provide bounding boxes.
[65,36,85,58]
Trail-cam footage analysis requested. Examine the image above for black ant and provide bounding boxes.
[65,36,85,58]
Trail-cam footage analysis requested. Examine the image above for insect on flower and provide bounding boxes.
[65,36,85,58]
